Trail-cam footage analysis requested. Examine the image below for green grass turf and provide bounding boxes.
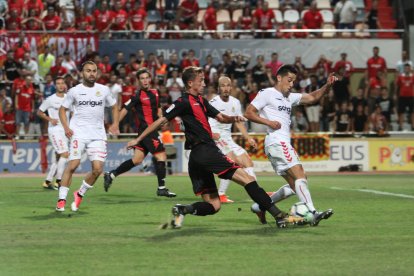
[1,174,414,276]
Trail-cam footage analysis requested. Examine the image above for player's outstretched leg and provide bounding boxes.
[104,159,136,192]
[311,209,334,226]
[155,161,176,197]
[170,201,218,229]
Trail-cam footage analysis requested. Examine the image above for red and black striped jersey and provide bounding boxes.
[164,93,220,149]
[124,88,160,131]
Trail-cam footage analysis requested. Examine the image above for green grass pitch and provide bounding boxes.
[1,174,413,275]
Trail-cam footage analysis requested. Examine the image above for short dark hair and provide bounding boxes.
[182,66,203,88]
[276,64,298,77]
[81,60,96,71]
[55,76,65,82]
[136,67,151,79]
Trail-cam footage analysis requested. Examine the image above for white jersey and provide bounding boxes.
[62,83,116,140]
[251,87,302,146]
[39,93,69,132]
[208,95,242,138]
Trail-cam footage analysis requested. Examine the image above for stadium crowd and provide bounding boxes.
[0,0,388,39]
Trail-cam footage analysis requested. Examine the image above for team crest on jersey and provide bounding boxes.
[232,107,235,112]
[96,91,102,97]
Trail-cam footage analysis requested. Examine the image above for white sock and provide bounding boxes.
[244,167,256,180]
[56,157,68,180]
[110,173,116,179]
[218,179,230,195]
[295,179,316,212]
[270,184,295,203]
[58,186,69,200]
[46,159,58,182]
[78,180,93,196]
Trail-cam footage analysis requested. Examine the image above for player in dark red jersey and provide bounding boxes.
[127,66,288,229]
[104,68,176,197]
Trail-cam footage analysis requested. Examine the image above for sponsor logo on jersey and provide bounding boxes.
[278,105,291,114]
[78,100,104,107]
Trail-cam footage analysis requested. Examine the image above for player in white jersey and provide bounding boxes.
[208,76,257,203]
[38,77,69,190]
[55,61,120,212]
[245,64,337,226]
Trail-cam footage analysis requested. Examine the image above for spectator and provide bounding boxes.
[25,0,44,17]
[352,104,368,133]
[128,1,147,39]
[395,63,414,131]
[320,89,337,131]
[111,51,127,76]
[266,52,283,77]
[396,50,413,75]
[146,52,160,77]
[370,105,387,135]
[21,9,45,31]
[202,2,218,39]
[236,6,254,39]
[251,55,267,86]
[366,70,386,114]
[334,101,352,133]
[177,0,199,29]
[333,52,353,78]
[93,1,114,39]
[350,88,368,115]
[164,21,181,39]
[61,51,78,73]
[304,74,321,132]
[37,45,55,80]
[22,52,40,84]
[253,1,275,38]
[202,54,218,85]
[166,53,181,78]
[205,83,217,101]
[292,19,309,38]
[313,55,332,78]
[241,72,255,100]
[120,75,136,133]
[376,87,395,128]
[165,0,179,11]
[105,74,122,129]
[298,69,310,93]
[42,6,61,31]
[8,0,24,16]
[280,0,301,11]
[155,54,168,85]
[147,21,164,39]
[291,109,309,132]
[159,84,173,110]
[3,50,22,83]
[166,69,184,102]
[124,54,139,76]
[49,55,68,79]
[42,74,56,98]
[98,54,112,77]
[366,46,387,80]
[111,0,128,39]
[333,0,356,33]
[332,67,350,104]
[5,8,22,30]
[0,1,8,20]
[12,32,29,63]
[0,88,12,112]
[276,21,293,39]
[366,0,381,37]
[302,1,323,37]
[0,102,16,138]
[180,49,200,69]
[79,43,98,65]
[15,75,35,137]
[293,55,306,79]
[233,54,250,87]
[59,0,75,24]
[75,7,93,29]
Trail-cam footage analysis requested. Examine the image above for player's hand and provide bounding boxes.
[247,138,257,150]
[327,73,339,85]
[108,124,120,135]
[267,120,281,130]
[127,138,140,150]
[234,116,247,122]
[50,119,59,126]
[212,133,220,140]
[64,127,74,138]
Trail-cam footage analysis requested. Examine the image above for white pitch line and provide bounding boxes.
[331,187,414,199]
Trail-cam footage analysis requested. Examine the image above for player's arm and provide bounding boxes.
[215,113,246,124]
[300,73,338,105]
[127,116,168,148]
[108,103,120,135]
[37,109,58,125]
[235,121,257,149]
[119,107,128,122]
[59,105,73,138]
[244,104,281,130]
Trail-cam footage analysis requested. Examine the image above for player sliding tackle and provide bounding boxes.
[208,76,258,203]
[245,64,336,226]
[127,66,289,229]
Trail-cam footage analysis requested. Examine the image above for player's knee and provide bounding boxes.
[60,152,69,158]
[92,167,103,177]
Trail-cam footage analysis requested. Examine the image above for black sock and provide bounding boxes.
[45,180,51,185]
[56,179,61,188]
[188,202,216,216]
[113,159,135,177]
[244,181,283,218]
[154,161,166,188]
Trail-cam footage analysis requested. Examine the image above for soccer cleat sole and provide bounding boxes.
[311,209,334,226]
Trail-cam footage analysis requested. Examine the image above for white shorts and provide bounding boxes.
[69,138,107,162]
[305,105,320,123]
[49,130,69,154]
[265,141,301,175]
[215,136,247,156]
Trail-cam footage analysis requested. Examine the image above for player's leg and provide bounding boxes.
[153,151,176,197]
[51,131,70,188]
[104,148,145,191]
[43,151,58,190]
[217,151,237,203]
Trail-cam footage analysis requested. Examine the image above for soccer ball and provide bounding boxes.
[290,202,314,223]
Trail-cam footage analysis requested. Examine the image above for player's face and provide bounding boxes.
[189,73,205,95]
[82,64,97,86]
[55,79,67,93]
[138,72,151,89]
[219,78,232,99]
[277,72,296,95]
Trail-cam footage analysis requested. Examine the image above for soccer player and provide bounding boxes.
[55,61,120,212]
[37,77,69,190]
[245,64,335,226]
[103,68,176,197]
[127,66,288,229]
[208,76,258,203]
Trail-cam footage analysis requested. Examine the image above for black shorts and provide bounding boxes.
[398,97,414,113]
[188,143,240,195]
[132,131,165,155]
